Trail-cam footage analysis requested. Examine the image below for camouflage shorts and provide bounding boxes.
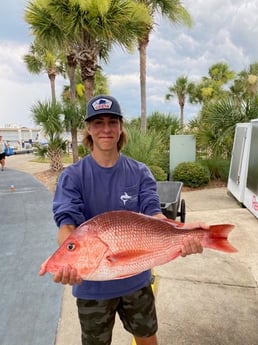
[76,284,158,345]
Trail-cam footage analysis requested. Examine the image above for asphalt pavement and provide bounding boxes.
[2,154,258,345]
[0,163,63,345]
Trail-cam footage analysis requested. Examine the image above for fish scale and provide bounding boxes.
[39,210,237,281]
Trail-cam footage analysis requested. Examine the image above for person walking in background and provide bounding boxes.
[0,135,6,171]
[52,95,208,345]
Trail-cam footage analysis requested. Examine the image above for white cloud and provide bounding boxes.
[0,41,66,127]
[108,73,139,88]
[0,42,27,79]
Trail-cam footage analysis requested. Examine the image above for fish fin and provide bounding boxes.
[115,273,141,279]
[206,224,237,253]
[170,249,183,260]
[162,218,184,228]
[106,250,150,265]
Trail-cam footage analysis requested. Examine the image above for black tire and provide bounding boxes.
[180,199,186,223]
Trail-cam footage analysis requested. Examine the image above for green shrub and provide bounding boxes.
[173,161,210,188]
[122,127,168,173]
[149,165,167,181]
[199,158,230,182]
[78,144,89,158]
[34,144,48,158]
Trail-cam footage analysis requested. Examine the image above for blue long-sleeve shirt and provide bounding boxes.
[53,154,161,300]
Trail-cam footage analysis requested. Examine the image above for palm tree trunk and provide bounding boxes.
[48,74,56,104]
[180,105,184,127]
[138,35,149,134]
[67,53,79,163]
[67,53,77,102]
[84,77,95,103]
[71,128,78,163]
[48,148,63,172]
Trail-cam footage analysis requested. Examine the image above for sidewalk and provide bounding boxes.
[4,154,258,345]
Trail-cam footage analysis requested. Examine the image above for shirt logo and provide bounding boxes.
[92,98,112,111]
[120,192,132,205]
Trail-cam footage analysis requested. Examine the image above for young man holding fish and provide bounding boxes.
[51,95,208,345]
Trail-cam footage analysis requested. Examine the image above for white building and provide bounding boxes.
[0,126,40,150]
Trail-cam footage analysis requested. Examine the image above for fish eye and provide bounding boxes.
[67,243,76,251]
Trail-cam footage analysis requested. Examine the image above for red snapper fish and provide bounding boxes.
[39,210,237,281]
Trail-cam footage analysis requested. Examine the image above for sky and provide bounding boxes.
[1,0,258,128]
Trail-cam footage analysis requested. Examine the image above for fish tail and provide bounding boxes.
[205,224,237,253]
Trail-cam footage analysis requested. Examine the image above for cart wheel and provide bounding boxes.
[180,199,186,223]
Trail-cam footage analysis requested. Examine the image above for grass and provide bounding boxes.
[31,154,73,164]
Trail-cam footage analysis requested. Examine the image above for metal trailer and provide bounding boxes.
[157,181,186,223]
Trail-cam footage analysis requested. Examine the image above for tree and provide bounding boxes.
[31,100,65,171]
[62,101,85,162]
[190,62,235,104]
[25,0,151,102]
[208,62,235,86]
[136,0,192,133]
[62,69,109,104]
[196,95,258,159]
[230,62,258,98]
[23,40,65,103]
[165,75,194,126]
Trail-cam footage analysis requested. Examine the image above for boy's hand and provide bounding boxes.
[53,265,83,285]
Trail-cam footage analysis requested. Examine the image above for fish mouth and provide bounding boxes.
[38,255,53,276]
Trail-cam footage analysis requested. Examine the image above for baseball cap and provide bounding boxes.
[86,95,123,121]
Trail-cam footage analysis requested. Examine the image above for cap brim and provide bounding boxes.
[85,112,123,121]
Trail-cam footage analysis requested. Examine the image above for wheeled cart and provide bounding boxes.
[157,181,186,222]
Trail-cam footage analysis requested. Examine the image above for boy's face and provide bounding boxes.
[87,115,122,152]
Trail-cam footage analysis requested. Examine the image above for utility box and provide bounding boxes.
[227,119,258,218]
[169,135,196,179]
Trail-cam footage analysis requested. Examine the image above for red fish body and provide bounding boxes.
[39,210,237,281]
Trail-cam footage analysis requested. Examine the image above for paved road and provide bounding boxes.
[0,167,63,345]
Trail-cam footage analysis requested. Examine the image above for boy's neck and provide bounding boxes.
[91,150,119,167]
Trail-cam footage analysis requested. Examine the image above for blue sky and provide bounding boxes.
[1,0,258,127]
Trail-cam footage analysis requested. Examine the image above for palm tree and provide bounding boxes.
[208,62,235,86]
[62,101,85,163]
[25,0,151,102]
[31,101,65,171]
[136,0,192,133]
[23,40,65,103]
[230,62,258,98]
[197,94,258,159]
[192,62,235,104]
[62,69,109,103]
[165,75,194,127]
